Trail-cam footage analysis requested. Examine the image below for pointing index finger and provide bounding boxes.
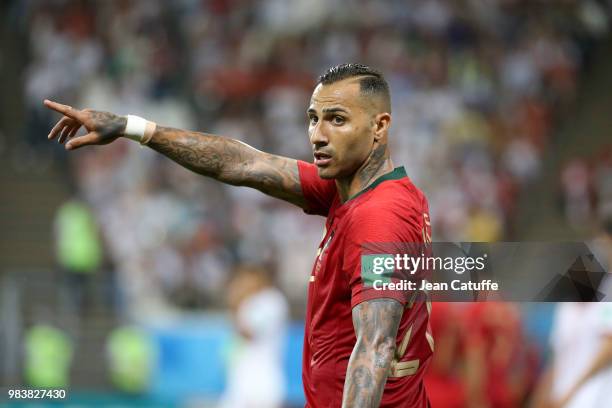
[43,99,82,120]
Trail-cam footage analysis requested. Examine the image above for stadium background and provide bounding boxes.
[1,0,611,407]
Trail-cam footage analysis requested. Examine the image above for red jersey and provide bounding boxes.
[298,161,433,408]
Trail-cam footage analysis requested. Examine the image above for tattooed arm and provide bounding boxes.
[148,126,304,206]
[43,100,306,208]
[342,298,403,408]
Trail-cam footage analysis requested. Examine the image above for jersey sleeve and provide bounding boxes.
[343,203,426,309]
[297,160,337,216]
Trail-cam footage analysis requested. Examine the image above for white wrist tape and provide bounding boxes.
[124,115,156,145]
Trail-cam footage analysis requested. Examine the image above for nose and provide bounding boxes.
[309,121,328,147]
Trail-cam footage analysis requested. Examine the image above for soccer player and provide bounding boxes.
[222,265,289,408]
[531,303,612,408]
[44,64,433,407]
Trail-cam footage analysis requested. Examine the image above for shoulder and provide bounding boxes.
[297,161,335,189]
[346,178,429,243]
[297,160,337,216]
[354,178,427,221]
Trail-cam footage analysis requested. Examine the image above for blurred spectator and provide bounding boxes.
[594,149,612,218]
[462,303,536,408]
[560,158,594,229]
[529,216,612,407]
[24,324,73,388]
[531,302,612,408]
[528,217,612,407]
[426,303,537,408]
[219,265,288,408]
[560,148,612,231]
[424,303,466,408]
[591,214,612,300]
[106,326,157,394]
[54,198,102,312]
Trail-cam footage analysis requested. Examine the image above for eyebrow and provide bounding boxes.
[307,107,349,115]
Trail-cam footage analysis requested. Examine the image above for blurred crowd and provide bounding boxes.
[5,1,612,406]
[560,147,612,230]
[13,0,611,315]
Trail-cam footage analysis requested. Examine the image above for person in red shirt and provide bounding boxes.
[298,160,433,407]
[424,303,466,408]
[461,303,535,408]
[44,63,433,407]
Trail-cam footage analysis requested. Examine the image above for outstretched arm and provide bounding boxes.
[148,126,304,205]
[342,298,403,408]
[44,100,306,208]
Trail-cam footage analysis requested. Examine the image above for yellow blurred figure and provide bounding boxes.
[24,324,73,388]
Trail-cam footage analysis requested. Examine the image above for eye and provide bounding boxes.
[309,115,318,125]
[332,115,345,125]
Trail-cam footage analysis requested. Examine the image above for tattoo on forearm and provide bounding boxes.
[149,126,245,177]
[342,298,403,408]
[148,126,305,207]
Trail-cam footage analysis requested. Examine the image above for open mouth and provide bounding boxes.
[314,151,332,166]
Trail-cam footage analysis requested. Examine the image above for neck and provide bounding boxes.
[336,143,394,202]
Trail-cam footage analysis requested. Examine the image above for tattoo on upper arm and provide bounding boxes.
[342,299,403,408]
[244,154,305,206]
[149,126,306,207]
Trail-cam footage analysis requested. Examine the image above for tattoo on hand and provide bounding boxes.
[89,111,126,140]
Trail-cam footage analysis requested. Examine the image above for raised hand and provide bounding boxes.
[44,99,127,150]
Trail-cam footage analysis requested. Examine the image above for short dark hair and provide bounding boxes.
[318,63,391,112]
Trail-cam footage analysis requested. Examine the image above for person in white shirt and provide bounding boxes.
[532,302,612,408]
[219,265,289,408]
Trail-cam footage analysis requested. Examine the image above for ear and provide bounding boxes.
[373,112,391,142]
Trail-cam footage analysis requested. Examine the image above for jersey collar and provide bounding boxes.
[346,166,407,202]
